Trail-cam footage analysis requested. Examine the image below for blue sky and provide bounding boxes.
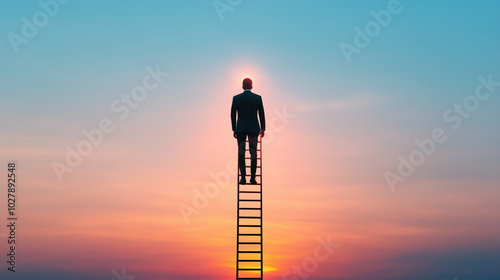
[2,0,500,122]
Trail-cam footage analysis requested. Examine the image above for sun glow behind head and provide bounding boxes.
[229,62,264,90]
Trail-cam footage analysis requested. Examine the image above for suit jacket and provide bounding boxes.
[231,91,266,133]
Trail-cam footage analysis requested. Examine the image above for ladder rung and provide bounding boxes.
[238,260,262,262]
[239,233,262,236]
[239,191,261,193]
[238,268,262,271]
[239,216,261,219]
[238,242,261,244]
[237,278,263,280]
[238,225,261,228]
[239,207,262,210]
[239,199,261,202]
[238,251,262,253]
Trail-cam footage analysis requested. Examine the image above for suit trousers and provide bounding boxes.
[237,132,259,179]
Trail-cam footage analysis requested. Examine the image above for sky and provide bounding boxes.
[1,0,500,279]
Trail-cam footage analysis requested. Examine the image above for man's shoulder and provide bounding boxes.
[233,91,262,100]
[242,91,261,96]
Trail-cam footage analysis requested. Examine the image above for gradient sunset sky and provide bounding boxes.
[1,1,500,279]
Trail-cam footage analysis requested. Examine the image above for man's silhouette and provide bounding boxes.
[231,78,266,184]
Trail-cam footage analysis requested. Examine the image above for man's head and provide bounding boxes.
[242,78,253,90]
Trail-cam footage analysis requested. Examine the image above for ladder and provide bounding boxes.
[236,137,263,280]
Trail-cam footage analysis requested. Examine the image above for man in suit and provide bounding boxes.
[231,78,266,184]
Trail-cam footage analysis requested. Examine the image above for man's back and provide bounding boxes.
[231,78,265,185]
[231,91,266,133]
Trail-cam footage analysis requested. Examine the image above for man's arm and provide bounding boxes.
[231,97,237,138]
[258,96,266,137]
